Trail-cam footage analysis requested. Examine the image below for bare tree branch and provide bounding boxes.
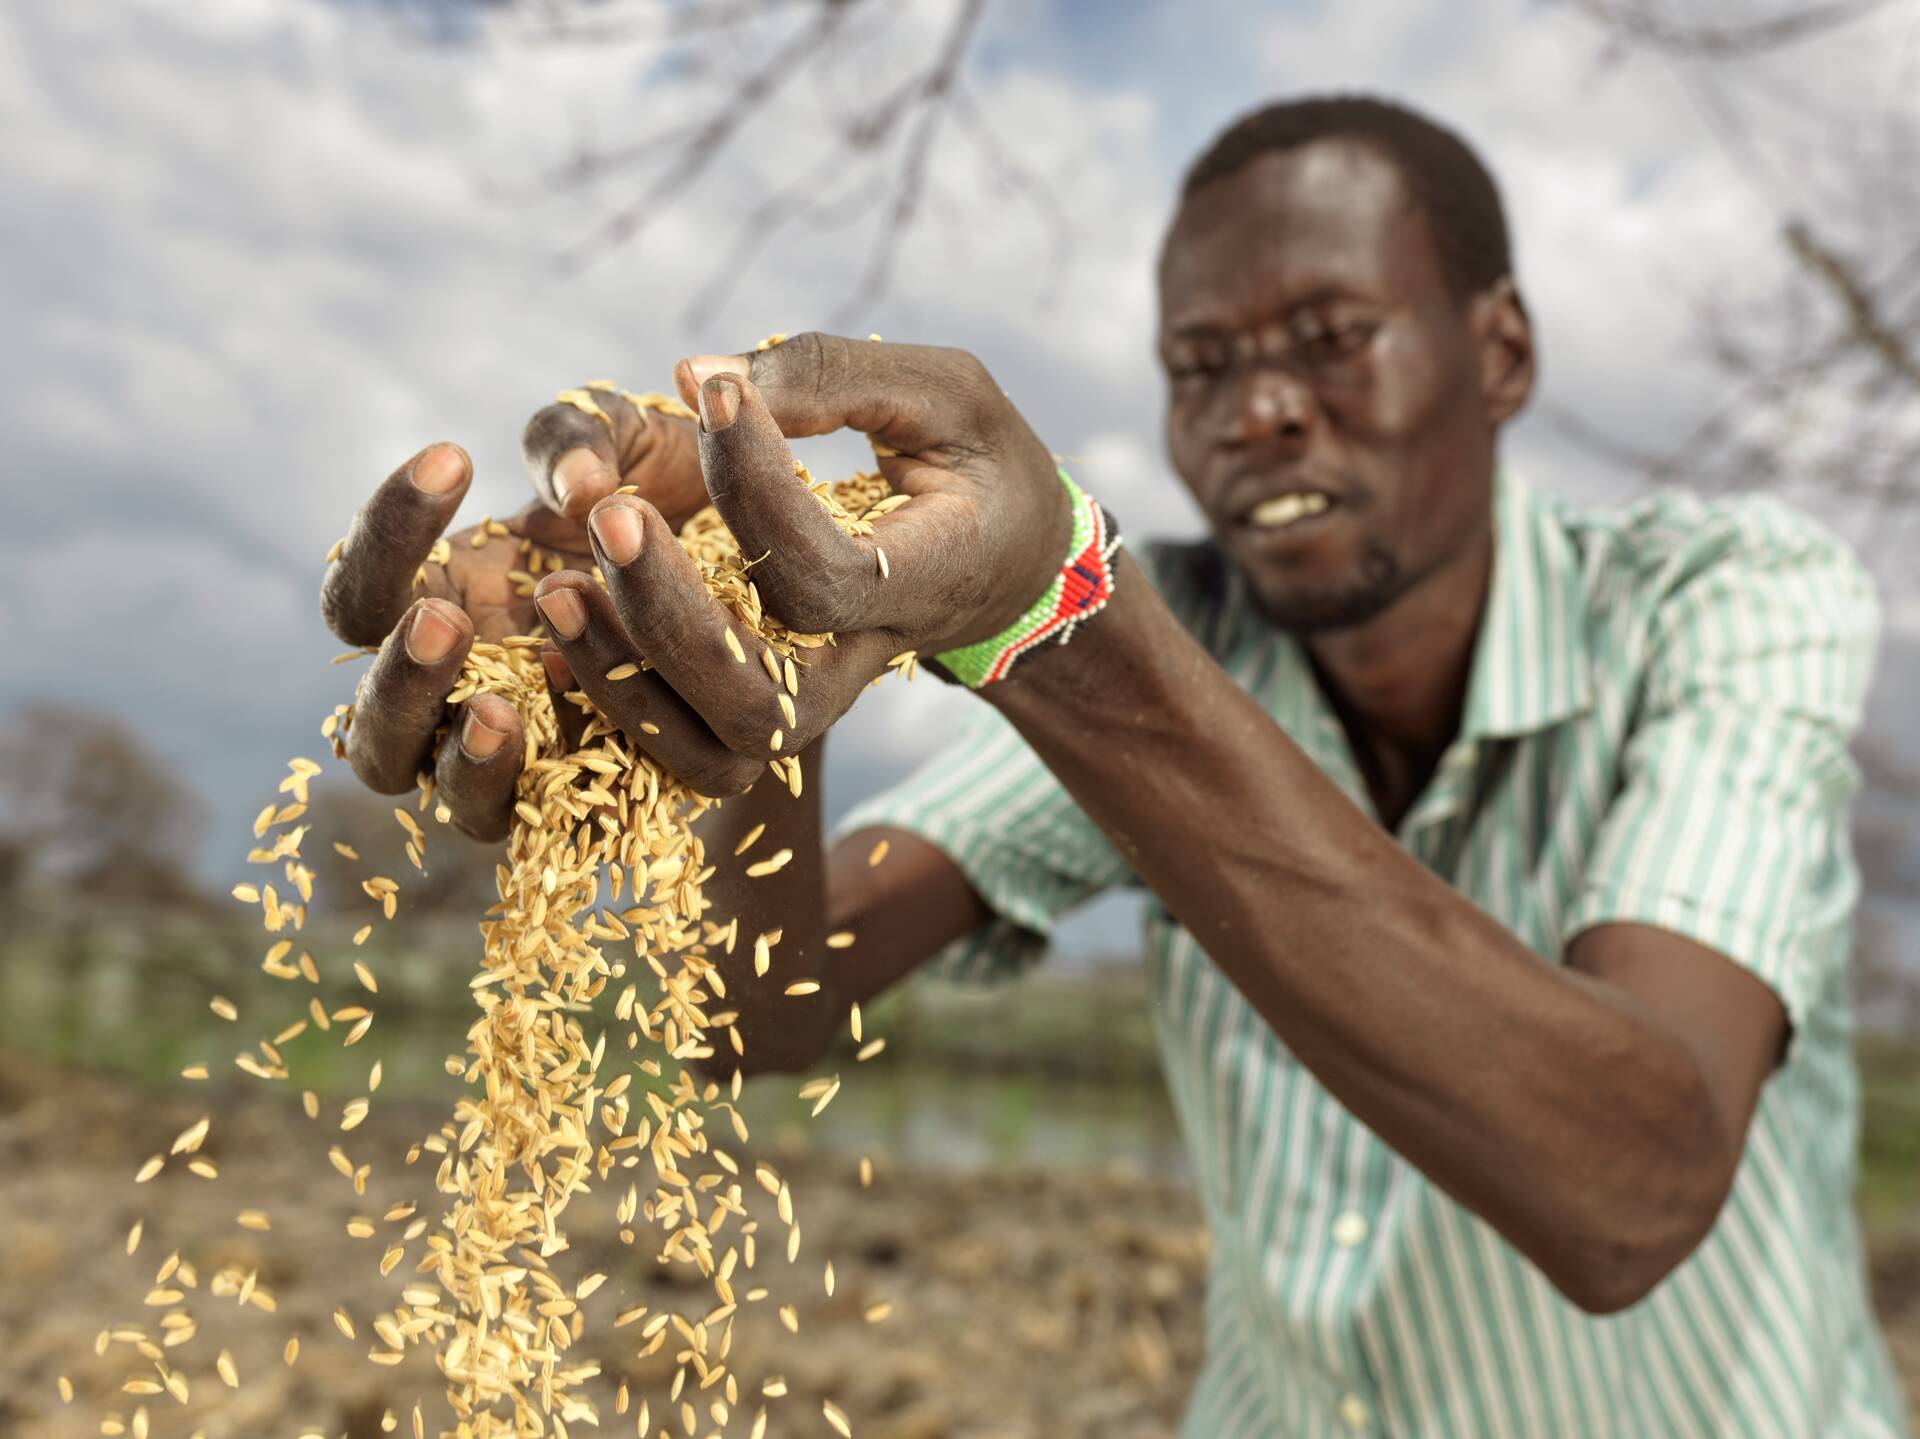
[554,0,870,274]
[1784,219,1920,389]
[835,0,988,325]
[1564,0,1901,59]
[948,83,1074,305]
[514,0,819,47]
[504,0,1070,329]
[1559,0,1920,521]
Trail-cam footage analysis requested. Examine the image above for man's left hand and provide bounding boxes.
[531,332,1073,794]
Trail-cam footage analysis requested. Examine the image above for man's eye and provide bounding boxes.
[1166,353,1223,383]
[1308,321,1377,358]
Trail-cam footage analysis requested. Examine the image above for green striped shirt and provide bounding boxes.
[840,473,1910,1438]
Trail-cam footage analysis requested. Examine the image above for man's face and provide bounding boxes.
[1159,139,1515,634]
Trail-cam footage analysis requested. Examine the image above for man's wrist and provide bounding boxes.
[982,548,1167,725]
[928,467,1122,688]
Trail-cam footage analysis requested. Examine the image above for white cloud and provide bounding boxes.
[2,0,1913,912]
[0,0,1178,867]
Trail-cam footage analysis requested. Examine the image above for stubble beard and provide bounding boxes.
[1239,539,1404,636]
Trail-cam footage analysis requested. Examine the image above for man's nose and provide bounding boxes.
[1221,365,1316,447]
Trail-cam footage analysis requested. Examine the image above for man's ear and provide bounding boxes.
[1474,277,1535,427]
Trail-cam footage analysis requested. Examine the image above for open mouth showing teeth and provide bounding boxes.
[1245,492,1333,529]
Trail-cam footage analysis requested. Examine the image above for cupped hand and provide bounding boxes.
[319,389,704,841]
[532,331,1072,800]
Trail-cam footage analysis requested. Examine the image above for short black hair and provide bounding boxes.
[1181,95,1512,302]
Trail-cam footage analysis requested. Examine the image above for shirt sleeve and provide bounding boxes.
[830,540,1200,983]
[833,699,1136,983]
[1564,502,1881,1061]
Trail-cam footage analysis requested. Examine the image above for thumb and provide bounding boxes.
[673,331,1003,461]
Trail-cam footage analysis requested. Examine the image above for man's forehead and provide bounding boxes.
[1159,139,1428,323]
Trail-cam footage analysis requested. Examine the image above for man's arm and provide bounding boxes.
[686,739,989,1075]
[613,336,1797,1311]
[480,335,1863,1318]
[318,379,996,1072]
[985,548,1790,1315]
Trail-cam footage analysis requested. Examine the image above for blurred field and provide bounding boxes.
[0,1056,1209,1439]
[2,899,1916,1435]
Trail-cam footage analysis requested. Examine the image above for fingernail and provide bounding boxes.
[460,706,508,760]
[535,587,587,640]
[684,354,748,388]
[552,448,609,512]
[541,649,575,692]
[589,503,643,565]
[411,444,467,495]
[700,374,741,433]
[406,603,461,664]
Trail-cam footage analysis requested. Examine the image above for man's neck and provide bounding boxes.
[1301,522,1495,826]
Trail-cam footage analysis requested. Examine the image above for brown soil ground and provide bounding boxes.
[2,1058,1914,1439]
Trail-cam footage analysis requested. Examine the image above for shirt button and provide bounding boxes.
[1339,1393,1371,1431]
[1332,1210,1369,1247]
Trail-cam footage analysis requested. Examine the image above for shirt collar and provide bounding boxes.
[1458,469,1594,739]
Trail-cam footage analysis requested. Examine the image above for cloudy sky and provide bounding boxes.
[3,0,1914,958]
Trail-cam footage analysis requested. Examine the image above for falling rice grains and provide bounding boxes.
[746,847,794,878]
[95,455,908,1435]
[317,463,895,1427]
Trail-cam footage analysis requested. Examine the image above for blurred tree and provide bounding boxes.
[298,777,505,919]
[0,704,207,908]
[1556,0,1920,518]
[1563,0,1920,1022]
[489,0,1065,327]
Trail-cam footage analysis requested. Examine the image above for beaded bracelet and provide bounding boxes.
[926,469,1123,688]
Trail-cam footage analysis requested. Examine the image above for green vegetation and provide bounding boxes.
[2,898,1915,1234]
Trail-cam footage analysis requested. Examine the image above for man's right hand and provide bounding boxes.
[319,388,704,841]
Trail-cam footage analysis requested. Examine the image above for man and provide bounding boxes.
[321,97,1910,1436]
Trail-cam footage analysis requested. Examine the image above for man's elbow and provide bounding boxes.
[1556,1248,1681,1316]
[1550,1177,1729,1316]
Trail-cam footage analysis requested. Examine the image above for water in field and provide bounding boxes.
[0,906,1189,1178]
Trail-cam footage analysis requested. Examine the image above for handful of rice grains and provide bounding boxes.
[70,399,910,1437]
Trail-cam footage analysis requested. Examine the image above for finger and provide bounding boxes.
[540,647,592,754]
[585,494,902,746]
[322,444,472,647]
[692,373,981,638]
[345,598,472,795]
[434,691,524,842]
[523,386,655,521]
[672,332,1006,458]
[533,567,765,797]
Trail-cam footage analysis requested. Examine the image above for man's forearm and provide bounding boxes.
[689,748,839,1074]
[691,743,994,1076]
[984,551,1727,1307]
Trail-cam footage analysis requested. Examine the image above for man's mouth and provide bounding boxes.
[1243,491,1333,530]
